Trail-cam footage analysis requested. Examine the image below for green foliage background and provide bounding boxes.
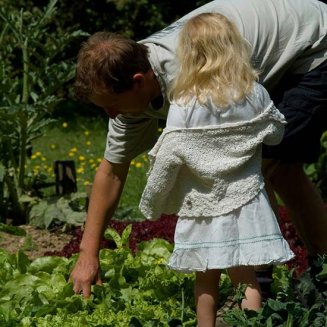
[0,0,88,223]
[0,0,211,120]
[23,0,210,38]
[0,0,213,224]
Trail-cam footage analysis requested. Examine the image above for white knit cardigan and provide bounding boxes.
[139,103,286,220]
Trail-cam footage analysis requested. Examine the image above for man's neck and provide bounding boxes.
[151,94,164,110]
[148,69,163,109]
[148,69,162,98]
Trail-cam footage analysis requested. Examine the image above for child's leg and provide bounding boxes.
[227,266,262,310]
[195,269,221,327]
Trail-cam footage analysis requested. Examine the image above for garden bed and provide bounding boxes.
[0,225,73,261]
[0,207,308,272]
[0,210,325,326]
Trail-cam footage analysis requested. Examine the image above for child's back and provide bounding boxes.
[139,81,286,220]
[167,83,271,129]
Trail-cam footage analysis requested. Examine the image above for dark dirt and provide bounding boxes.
[0,224,73,261]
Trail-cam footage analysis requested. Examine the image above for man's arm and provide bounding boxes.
[69,158,130,298]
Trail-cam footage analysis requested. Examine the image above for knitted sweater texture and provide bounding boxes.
[139,103,285,220]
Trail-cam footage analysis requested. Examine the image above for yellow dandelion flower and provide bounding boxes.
[135,162,143,168]
[156,258,165,264]
[77,167,84,174]
[79,155,85,161]
[62,122,68,128]
[35,151,41,157]
[97,158,102,163]
[41,157,46,161]
[68,152,75,157]
[84,181,91,186]
[33,168,40,174]
[91,163,97,168]
[31,154,37,160]
[84,130,90,136]
[157,127,163,133]
[89,158,94,163]
[130,160,135,166]
[70,147,78,152]
[86,140,91,146]
[50,144,56,150]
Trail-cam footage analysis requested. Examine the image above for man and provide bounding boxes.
[70,0,327,297]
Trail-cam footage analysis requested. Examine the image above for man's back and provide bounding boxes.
[143,0,327,90]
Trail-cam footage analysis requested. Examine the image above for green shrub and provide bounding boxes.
[0,0,86,223]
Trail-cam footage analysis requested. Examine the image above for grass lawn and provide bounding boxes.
[28,115,150,219]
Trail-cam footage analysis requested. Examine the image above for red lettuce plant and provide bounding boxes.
[277,207,308,276]
[46,209,309,276]
[45,214,177,257]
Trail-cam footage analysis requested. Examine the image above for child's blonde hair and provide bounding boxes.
[170,13,259,108]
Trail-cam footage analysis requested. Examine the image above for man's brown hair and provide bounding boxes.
[75,32,150,101]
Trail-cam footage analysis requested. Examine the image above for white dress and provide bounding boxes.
[165,84,294,272]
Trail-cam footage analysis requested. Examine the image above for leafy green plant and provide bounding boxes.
[29,192,87,229]
[51,0,209,40]
[305,131,327,201]
[0,223,324,326]
[0,226,197,326]
[0,0,86,223]
[222,257,327,327]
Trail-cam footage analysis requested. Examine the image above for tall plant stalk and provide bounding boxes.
[0,0,86,223]
[18,42,29,190]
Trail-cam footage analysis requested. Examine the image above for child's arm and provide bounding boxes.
[262,103,286,146]
[139,139,182,220]
[256,85,287,146]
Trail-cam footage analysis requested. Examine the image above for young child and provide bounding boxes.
[139,13,294,327]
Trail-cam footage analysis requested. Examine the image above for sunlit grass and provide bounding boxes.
[27,116,152,219]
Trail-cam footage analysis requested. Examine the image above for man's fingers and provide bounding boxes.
[72,283,91,298]
[95,272,103,286]
[69,256,101,298]
[81,285,91,298]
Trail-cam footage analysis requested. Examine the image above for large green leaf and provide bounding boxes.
[29,196,86,229]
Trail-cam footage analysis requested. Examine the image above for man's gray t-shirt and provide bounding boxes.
[105,0,327,164]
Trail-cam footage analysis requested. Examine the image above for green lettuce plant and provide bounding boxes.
[305,131,327,201]
[0,226,197,326]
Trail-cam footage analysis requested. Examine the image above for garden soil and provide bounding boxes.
[0,225,73,260]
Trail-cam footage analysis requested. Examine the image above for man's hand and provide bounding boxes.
[68,159,130,298]
[69,253,102,298]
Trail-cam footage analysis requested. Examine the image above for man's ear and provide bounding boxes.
[132,73,145,88]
